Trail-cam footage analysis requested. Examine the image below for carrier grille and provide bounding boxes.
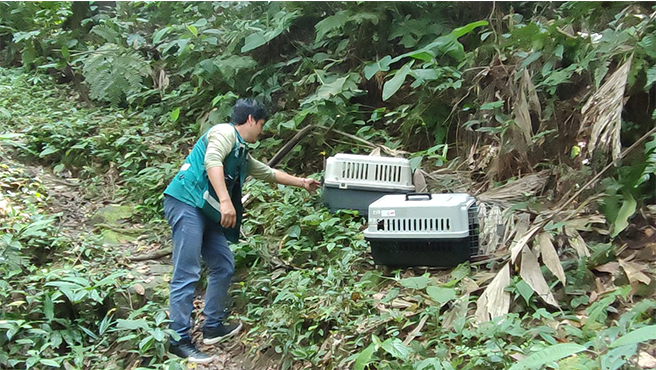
[468,205,480,256]
[375,164,402,183]
[341,161,369,180]
[377,218,453,232]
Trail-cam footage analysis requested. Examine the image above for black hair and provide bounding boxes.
[230,98,269,125]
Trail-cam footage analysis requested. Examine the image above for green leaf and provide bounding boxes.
[399,273,431,289]
[383,61,413,101]
[364,55,392,80]
[645,65,656,92]
[241,32,267,53]
[611,193,636,238]
[39,359,60,367]
[153,27,171,44]
[426,286,456,305]
[409,156,423,172]
[40,145,59,157]
[353,343,376,370]
[381,338,413,359]
[287,225,301,238]
[480,101,504,110]
[508,343,587,370]
[170,108,180,122]
[115,319,150,331]
[315,11,350,43]
[609,325,656,348]
[186,25,198,37]
[450,20,488,38]
[515,279,534,304]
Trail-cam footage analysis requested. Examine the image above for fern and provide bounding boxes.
[638,134,656,186]
[82,44,152,106]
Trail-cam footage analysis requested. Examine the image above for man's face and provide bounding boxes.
[244,115,266,143]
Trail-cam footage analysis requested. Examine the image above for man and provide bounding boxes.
[163,98,320,363]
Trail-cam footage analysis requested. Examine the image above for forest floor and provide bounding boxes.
[2,146,259,369]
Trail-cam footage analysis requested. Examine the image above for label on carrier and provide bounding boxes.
[381,209,396,217]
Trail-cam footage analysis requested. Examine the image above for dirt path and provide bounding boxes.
[7,149,258,369]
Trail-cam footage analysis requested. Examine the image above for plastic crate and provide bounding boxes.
[323,154,414,214]
[363,193,479,267]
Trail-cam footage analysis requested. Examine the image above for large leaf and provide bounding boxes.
[519,245,559,308]
[353,343,376,370]
[241,32,268,53]
[381,338,413,359]
[645,65,656,91]
[364,55,392,80]
[450,20,488,38]
[611,193,636,237]
[508,343,587,370]
[610,325,656,348]
[315,11,350,43]
[426,286,456,305]
[383,61,413,101]
[399,273,431,289]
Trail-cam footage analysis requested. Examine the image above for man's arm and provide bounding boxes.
[207,166,237,228]
[273,169,321,193]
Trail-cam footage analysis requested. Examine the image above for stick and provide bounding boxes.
[267,124,316,168]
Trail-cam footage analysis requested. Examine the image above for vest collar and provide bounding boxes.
[229,123,247,145]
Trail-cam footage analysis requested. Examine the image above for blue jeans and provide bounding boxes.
[163,195,235,344]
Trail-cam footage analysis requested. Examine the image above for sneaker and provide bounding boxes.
[202,321,243,345]
[169,339,214,364]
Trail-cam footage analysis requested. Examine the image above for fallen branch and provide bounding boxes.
[128,246,172,261]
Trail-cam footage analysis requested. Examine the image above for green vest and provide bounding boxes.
[164,123,249,243]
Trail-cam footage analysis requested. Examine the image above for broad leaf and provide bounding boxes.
[508,343,587,370]
[315,11,350,43]
[610,325,656,348]
[353,343,376,370]
[450,20,488,38]
[426,286,456,305]
[242,33,267,53]
[364,55,392,80]
[611,193,636,237]
[383,61,413,101]
[381,338,413,359]
[399,273,431,289]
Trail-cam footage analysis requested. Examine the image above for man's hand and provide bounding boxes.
[302,178,321,194]
[220,201,237,228]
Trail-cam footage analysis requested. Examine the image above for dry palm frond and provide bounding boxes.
[578,56,632,162]
[476,171,548,207]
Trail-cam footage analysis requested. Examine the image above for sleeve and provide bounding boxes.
[247,154,276,183]
[205,125,237,170]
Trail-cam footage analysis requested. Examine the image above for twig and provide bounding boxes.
[267,125,316,168]
[128,246,172,261]
[403,315,428,346]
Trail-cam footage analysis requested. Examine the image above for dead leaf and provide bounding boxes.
[480,204,504,255]
[413,169,428,193]
[595,262,621,275]
[638,352,656,368]
[520,246,560,308]
[619,259,651,285]
[579,56,632,162]
[133,283,145,296]
[510,224,543,263]
[565,226,591,258]
[477,172,548,208]
[535,232,566,284]
[475,263,511,322]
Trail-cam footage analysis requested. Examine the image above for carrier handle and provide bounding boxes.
[405,193,432,201]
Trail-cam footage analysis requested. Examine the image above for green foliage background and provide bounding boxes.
[1,1,656,369]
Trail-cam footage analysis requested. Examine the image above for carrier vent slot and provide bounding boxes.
[340,161,370,180]
[377,218,453,232]
[374,164,403,183]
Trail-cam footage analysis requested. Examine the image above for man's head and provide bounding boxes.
[231,98,268,143]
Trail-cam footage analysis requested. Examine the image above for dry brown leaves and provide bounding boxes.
[578,56,632,162]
